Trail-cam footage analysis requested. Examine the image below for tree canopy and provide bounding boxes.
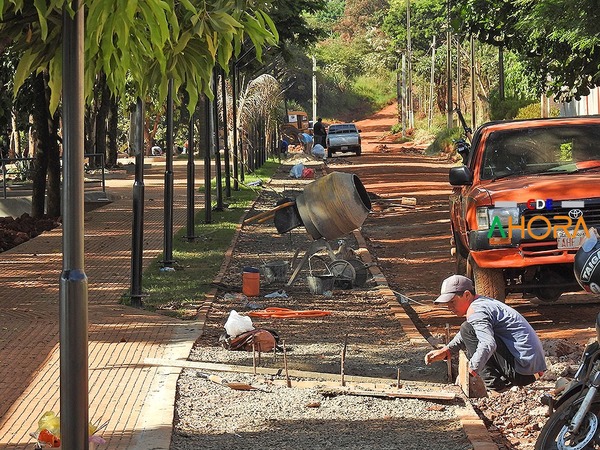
[453,0,600,100]
[0,0,279,112]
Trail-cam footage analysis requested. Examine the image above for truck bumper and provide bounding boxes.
[468,229,579,268]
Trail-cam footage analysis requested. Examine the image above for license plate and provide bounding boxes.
[341,146,348,150]
[557,229,587,249]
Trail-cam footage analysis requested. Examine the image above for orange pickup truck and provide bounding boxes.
[449,116,600,303]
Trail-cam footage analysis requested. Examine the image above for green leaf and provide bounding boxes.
[33,0,48,40]
[13,49,38,96]
[172,31,192,54]
[48,50,62,114]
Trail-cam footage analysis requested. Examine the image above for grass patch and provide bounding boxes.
[126,160,280,316]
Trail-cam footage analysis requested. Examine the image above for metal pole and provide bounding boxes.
[406,0,414,128]
[396,61,401,124]
[312,56,317,123]
[212,69,224,211]
[163,78,175,267]
[499,46,505,100]
[60,2,89,447]
[470,35,476,130]
[401,54,407,136]
[456,39,461,111]
[101,153,106,194]
[232,64,239,191]
[221,68,231,198]
[446,0,453,129]
[2,160,7,199]
[203,95,212,224]
[429,36,436,129]
[186,111,196,241]
[237,71,245,183]
[130,98,145,306]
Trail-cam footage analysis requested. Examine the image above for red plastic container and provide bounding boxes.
[242,269,260,296]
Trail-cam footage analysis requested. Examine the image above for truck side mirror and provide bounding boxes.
[449,166,473,186]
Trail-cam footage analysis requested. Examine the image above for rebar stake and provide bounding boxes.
[445,323,452,382]
[341,333,348,387]
[283,340,291,388]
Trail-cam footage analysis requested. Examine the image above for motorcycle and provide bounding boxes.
[535,311,600,449]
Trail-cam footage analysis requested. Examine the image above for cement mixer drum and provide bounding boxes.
[295,172,371,240]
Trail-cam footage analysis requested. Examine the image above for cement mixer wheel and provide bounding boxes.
[329,260,356,289]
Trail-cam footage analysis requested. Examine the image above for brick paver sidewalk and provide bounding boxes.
[0,158,203,449]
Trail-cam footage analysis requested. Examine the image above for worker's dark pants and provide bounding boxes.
[314,135,326,147]
[460,322,536,390]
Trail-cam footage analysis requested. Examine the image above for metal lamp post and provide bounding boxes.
[60,1,89,447]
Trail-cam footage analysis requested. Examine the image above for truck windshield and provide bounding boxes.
[480,124,600,180]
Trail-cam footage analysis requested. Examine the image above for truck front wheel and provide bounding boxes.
[470,257,506,302]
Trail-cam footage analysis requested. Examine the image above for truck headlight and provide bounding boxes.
[476,207,519,230]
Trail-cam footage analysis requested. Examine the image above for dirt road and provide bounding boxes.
[326,102,600,348]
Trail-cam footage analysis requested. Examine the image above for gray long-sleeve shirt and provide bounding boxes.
[447,296,547,375]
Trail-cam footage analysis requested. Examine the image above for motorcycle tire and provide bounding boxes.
[535,394,600,450]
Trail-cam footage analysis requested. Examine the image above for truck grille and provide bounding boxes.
[518,199,600,256]
[520,200,600,229]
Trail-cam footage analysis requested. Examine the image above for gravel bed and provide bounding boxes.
[173,370,470,450]
[171,157,474,449]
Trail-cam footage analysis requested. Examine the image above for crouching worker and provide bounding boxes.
[424,275,546,392]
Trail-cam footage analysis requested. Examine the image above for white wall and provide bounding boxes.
[560,87,600,117]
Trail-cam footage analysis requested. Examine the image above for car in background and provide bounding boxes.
[326,123,362,158]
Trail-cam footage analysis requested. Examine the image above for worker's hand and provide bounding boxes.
[424,347,450,365]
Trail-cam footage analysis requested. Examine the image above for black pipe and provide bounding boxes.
[186,111,196,241]
[221,67,231,197]
[203,95,212,224]
[130,98,145,306]
[212,69,224,211]
[163,78,175,267]
[232,64,239,190]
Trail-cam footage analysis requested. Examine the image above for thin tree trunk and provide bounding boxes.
[46,107,61,218]
[107,94,118,166]
[10,109,19,158]
[26,114,35,158]
[31,72,50,218]
[84,104,94,158]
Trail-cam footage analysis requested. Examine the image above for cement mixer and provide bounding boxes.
[274,171,371,238]
[244,172,372,286]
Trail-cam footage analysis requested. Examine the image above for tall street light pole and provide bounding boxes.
[446,0,453,129]
[312,56,317,123]
[471,35,476,131]
[186,106,197,241]
[163,78,175,267]
[60,0,89,447]
[406,0,414,129]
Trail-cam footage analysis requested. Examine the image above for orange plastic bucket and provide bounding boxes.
[242,268,260,296]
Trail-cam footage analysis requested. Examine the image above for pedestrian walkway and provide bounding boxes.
[0,158,203,449]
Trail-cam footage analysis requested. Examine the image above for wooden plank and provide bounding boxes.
[265,379,455,400]
[243,201,294,224]
[143,358,459,394]
[318,386,456,401]
[458,350,488,398]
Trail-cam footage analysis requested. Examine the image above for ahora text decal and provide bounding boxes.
[487,199,590,240]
